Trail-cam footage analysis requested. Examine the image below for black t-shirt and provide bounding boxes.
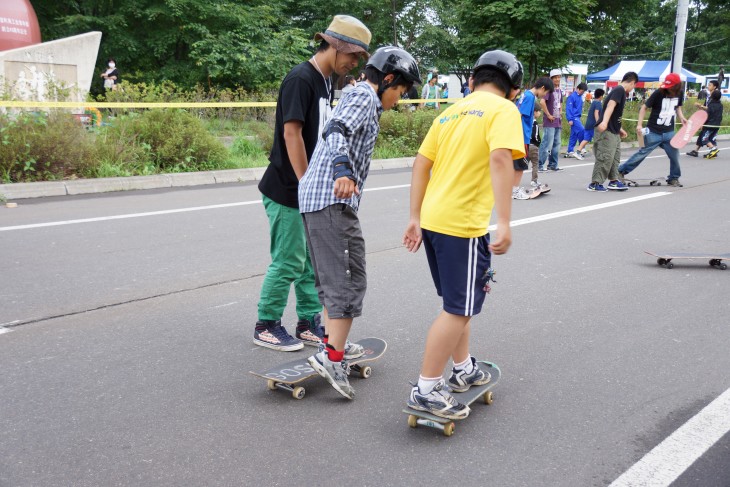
[258,62,333,208]
[646,89,684,134]
[597,86,626,134]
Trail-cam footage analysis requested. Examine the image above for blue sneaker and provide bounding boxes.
[407,379,470,420]
[296,313,324,347]
[448,357,491,392]
[253,320,303,351]
[587,183,607,192]
[606,180,628,191]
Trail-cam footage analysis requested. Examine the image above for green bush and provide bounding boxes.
[0,111,98,183]
[114,109,228,172]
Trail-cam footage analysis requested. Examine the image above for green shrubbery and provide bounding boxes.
[3,82,730,184]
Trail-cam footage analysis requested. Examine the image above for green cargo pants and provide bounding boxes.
[257,195,322,322]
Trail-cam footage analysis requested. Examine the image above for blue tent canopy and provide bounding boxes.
[587,61,705,84]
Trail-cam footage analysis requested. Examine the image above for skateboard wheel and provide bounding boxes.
[360,366,372,379]
[721,264,728,270]
[292,386,306,400]
[483,391,494,405]
[657,258,666,265]
[408,415,418,428]
[666,262,674,269]
[443,423,455,437]
[266,380,277,391]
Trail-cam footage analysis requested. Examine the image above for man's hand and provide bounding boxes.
[597,121,607,133]
[333,177,359,199]
[568,120,573,126]
[488,225,512,255]
[547,114,555,122]
[620,128,628,139]
[402,220,422,253]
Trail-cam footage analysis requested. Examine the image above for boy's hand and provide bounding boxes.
[402,220,422,253]
[619,128,628,139]
[333,177,359,199]
[597,121,607,133]
[488,225,512,255]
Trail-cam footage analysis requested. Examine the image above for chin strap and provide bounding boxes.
[377,74,403,99]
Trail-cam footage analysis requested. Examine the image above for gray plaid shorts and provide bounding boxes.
[302,204,366,319]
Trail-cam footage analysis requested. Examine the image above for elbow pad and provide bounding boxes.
[324,120,348,139]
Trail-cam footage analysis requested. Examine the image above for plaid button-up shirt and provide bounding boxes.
[299,82,383,214]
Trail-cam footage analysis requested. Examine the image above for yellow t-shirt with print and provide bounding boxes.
[418,90,525,238]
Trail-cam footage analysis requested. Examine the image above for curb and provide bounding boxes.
[0,133,727,201]
[0,159,414,201]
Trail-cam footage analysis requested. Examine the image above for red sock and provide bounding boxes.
[325,344,344,362]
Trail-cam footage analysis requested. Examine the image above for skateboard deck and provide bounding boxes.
[671,110,707,149]
[623,177,663,187]
[403,361,501,437]
[644,251,729,270]
[250,337,387,399]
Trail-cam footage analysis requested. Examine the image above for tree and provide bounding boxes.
[453,0,595,83]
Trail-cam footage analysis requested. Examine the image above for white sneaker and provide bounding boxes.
[512,187,531,200]
[568,151,584,160]
[579,149,589,157]
[308,351,354,399]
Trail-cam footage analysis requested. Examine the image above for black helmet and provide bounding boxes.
[473,50,523,89]
[366,46,421,87]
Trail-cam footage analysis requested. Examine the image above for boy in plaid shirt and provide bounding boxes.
[299,46,421,399]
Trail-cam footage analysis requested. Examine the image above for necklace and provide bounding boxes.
[311,56,332,96]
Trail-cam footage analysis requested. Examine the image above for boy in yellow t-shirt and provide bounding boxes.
[402,50,525,420]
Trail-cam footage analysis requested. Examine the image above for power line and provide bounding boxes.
[574,36,729,58]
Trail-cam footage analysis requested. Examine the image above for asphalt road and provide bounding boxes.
[1,147,729,487]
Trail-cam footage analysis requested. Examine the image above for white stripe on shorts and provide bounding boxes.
[465,238,478,315]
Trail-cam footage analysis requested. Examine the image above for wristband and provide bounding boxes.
[332,156,355,181]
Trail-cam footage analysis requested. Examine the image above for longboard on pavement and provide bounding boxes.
[403,361,501,437]
[670,110,708,149]
[644,251,729,270]
[250,337,387,399]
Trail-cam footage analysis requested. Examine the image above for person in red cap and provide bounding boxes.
[618,72,688,187]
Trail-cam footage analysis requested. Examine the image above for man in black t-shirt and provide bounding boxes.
[619,73,688,186]
[587,71,638,192]
[254,15,371,352]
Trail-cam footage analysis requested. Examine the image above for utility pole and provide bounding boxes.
[670,0,689,74]
[391,0,398,46]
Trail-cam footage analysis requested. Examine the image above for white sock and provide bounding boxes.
[454,355,474,373]
[417,376,441,394]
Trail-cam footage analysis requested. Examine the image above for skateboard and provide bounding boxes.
[249,337,387,399]
[528,185,550,198]
[404,361,501,437]
[622,177,663,187]
[671,110,708,149]
[644,251,729,270]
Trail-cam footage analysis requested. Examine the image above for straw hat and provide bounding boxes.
[314,15,371,59]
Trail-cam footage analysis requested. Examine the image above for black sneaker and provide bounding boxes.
[296,313,324,347]
[686,150,699,157]
[666,179,683,187]
[253,320,303,351]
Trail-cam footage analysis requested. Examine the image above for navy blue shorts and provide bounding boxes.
[422,229,492,316]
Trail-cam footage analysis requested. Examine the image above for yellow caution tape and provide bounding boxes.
[0,101,277,108]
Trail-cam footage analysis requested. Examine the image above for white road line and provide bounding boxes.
[488,192,671,231]
[609,387,730,487]
[0,182,670,233]
[0,327,12,335]
[0,320,20,327]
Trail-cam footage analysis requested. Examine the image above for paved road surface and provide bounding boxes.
[1,148,729,486]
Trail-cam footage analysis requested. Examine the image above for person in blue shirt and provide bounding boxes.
[565,82,587,159]
[576,88,604,157]
[513,77,554,199]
